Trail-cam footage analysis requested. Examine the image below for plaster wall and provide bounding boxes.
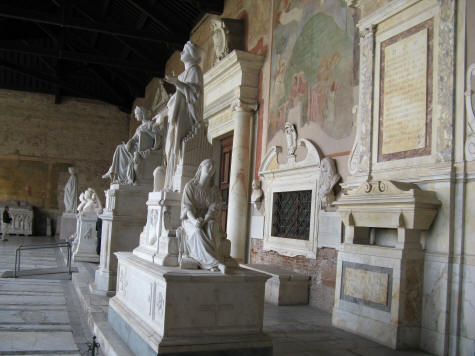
[0,89,129,234]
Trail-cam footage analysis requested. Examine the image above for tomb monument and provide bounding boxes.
[92,103,165,295]
[108,42,272,355]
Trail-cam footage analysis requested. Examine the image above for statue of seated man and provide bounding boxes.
[103,106,161,184]
[177,159,236,272]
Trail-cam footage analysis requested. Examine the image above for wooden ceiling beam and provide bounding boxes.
[0,4,182,47]
[177,0,224,15]
[0,42,162,72]
[124,0,188,41]
[0,58,120,105]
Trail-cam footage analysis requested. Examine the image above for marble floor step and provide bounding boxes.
[0,331,79,354]
[0,267,78,279]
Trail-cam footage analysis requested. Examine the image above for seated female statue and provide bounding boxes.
[102,106,160,184]
[179,159,224,271]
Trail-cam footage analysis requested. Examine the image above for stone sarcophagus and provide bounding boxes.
[332,180,440,349]
[0,203,33,236]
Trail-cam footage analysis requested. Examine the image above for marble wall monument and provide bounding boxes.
[92,104,165,295]
[258,122,342,257]
[108,42,272,356]
[336,1,455,354]
[332,181,440,349]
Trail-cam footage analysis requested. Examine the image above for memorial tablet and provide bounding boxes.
[378,19,433,161]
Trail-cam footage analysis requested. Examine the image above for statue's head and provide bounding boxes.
[181,41,202,65]
[135,106,151,122]
[192,159,216,186]
[68,167,77,175]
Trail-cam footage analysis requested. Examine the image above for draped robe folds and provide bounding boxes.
[180,181,222,270]
[104,121,158,184]
[64,173,78,213]
[164,65,203,187]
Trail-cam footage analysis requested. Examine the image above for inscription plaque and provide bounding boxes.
[340,261,393,312]
[379,19,433,161]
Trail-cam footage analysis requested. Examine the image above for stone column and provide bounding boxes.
[227,99,256,261]
[347,24,375,177]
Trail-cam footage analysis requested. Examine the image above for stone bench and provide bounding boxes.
[241,264,309,305]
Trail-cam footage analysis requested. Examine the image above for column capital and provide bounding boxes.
[359,25,375,39]
[231,99,258,113]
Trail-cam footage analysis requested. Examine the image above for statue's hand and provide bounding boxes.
[164,75,178,86]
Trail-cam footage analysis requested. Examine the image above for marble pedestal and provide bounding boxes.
[92,184,150,295]
[72,212,99,263]
[133,190,182,265]
[109,252,272,356]
[60,212,77,240]
[332,181,440,349]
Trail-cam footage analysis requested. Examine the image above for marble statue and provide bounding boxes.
[158,41,204,189]
[318,157,340,209]
[77,188,103,215]
[63,167,78,213]
[103,106,161,184]
[178,159,233,272]
[251,179,263,208]
[284,122,297,159]
[153,166,166,192]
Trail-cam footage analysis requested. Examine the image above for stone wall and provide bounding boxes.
[0,89,129,234]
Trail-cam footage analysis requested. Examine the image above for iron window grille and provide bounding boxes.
[271,190,312,240]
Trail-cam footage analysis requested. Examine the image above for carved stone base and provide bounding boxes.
[93,183,150,294]
[109,252,272,356]
[60,212,77,240]
[72,212,99,263]
[132,190,181,265]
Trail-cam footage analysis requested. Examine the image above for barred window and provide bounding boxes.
[271,190,312,240]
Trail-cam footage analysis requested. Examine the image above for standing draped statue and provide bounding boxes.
[158,41,203,190]
[103,106,161,184]
[64,167,78,213]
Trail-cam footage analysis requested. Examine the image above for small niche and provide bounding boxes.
[352,227,397,248]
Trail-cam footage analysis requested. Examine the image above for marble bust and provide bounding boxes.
[158,41,204,190]
[103,106,161,184]
[318,157,340,209]
[77,188,103,215]
[251,179,263,208]
[178,159,235,272]
[63,167,78,213]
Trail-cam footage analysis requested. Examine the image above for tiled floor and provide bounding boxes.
[0,235,432,356]
[0,236,92,355]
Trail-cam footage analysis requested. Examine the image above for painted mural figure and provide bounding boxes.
[63,167,79,213]
[179,159,222,271]
[102,106,160,184]
[160,41,203,189]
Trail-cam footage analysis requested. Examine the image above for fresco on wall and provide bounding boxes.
[268,0,355,144]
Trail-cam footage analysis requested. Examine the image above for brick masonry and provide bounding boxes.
[249,238,337,312]
[0,89,130,234]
